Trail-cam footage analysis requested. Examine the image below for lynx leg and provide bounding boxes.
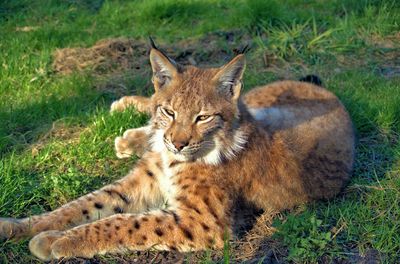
[29,208,226,260]
[0,152,164,240]
[110,96,151,114]
[29,170,231,260]
[115,125,152,158]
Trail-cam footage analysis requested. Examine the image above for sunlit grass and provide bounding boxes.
[1,0,399,262]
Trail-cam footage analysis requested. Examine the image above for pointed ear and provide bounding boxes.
[213,54,246,101]
[149,48,178,91]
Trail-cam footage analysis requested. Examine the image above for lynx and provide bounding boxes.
[0,43,354,261]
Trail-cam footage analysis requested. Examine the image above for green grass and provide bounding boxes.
[1,0,400,263]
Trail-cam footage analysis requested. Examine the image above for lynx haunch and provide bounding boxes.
[0,44,354,261]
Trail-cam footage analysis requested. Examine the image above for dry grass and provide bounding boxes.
[52,38,149,76]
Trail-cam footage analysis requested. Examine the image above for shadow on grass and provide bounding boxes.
[0,91,111,156]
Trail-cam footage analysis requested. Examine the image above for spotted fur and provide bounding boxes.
[0,46,354,261]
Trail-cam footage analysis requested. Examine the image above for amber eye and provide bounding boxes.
[196,115,212,122]
[162,108,175,118]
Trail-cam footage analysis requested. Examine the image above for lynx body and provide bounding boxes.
[0,46,354,261]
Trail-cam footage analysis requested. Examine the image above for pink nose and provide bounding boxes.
[172,141,188,151]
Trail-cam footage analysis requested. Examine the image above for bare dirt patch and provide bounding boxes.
[52,31,253,97]
[349,248,382,264]
[370,33,400,78]
[52,32,252,76]
[367,32,400,50]
[376,48,400,78]
[52,38,149,76]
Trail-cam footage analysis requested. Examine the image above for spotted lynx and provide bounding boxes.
[0,43,355,261]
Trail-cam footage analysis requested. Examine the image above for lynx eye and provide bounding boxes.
[161,107,175,118]
[196,115,213,123]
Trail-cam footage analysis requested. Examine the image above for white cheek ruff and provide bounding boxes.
[201,128,248,166]
[201,139,223,165]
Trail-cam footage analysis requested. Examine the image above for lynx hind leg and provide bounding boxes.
[110,96,151,114]
[115,126,152,158]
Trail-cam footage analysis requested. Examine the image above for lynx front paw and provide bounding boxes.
[115,136,134,159]
[0,217,28,240]
[114,127,150,158]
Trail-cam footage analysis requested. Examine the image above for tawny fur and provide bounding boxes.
[0,46,354,261]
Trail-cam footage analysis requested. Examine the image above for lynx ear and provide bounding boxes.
[213,54,246,101]
[149,47,178,91]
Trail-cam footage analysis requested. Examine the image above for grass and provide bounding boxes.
[1,0,400,263]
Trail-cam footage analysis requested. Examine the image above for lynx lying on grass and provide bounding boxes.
[0,43,354,261]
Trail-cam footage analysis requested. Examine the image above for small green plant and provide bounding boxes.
[223,229,231,264]
[273,213,335,263]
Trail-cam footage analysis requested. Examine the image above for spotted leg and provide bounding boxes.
[0,152,164,240]
[28,169,232,260]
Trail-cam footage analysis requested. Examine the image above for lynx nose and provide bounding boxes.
[172,141,188,151]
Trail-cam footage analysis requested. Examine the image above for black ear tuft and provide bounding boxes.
[239,44,250,54]
[299,74,323,86]
[234,44,250,55]
[149,36,157,49]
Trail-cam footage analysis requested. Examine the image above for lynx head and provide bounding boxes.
[148,45,248,165]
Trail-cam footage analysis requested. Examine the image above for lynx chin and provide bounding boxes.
[0,42,354,261]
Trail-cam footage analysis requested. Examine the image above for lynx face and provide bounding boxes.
[148,49,247,163]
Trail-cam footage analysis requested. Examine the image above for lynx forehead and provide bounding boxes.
[0,42,354,261]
